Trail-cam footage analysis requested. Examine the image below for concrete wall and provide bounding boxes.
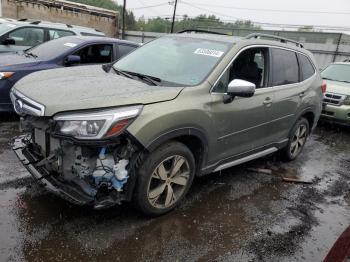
[1,0,119,37]
[124,30,350,69]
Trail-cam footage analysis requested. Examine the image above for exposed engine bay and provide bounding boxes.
[13,116,141,209]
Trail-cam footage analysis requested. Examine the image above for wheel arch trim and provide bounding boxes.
[144,127,209,171]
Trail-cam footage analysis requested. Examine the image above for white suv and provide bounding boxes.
[0,18,105,53]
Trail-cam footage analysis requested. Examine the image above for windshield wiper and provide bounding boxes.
[123,71,162,86]
[112,68,134,79]
[24,52,38,58]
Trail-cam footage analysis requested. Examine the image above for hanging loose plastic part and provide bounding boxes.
[93,147,129,192]
[112,159,129,192]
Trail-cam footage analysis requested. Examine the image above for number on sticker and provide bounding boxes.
[194,48,224,58]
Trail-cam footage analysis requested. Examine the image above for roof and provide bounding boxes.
[173,33,240,44]
[52,35,139,46]
[0,18,104,34]
[47,0,117,15]
[332,62,350,65]
[170,32,309,53]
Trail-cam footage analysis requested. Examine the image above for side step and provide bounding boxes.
[214,147,278,172]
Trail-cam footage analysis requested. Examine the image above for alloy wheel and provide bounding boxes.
[290,124,308,158]
[147,155,190,209]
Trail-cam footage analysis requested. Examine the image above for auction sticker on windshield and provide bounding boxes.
[194,48,224,58]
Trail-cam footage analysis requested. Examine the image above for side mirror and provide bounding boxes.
[102,62,114,72]
[223,79,256,104]
[2,38,15,45]
[65,55,81,66]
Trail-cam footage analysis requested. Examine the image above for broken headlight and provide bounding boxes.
[53,105,143,139]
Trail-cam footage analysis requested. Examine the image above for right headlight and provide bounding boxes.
[343,96,350,105]
[0,72,14,80]
[53,105,143,140]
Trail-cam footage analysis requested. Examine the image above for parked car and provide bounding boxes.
[11,31,324,216]
[0,18,105,53]
[0,35,139,112]
[321,62,350,125]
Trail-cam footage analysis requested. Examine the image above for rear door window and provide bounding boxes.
[72,44,113,64]
[271,48,299,86]
[298,54,315,81]
[49,29,75,40]
[8,27,44,47]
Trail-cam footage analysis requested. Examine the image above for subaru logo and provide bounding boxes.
[14,99,24,115]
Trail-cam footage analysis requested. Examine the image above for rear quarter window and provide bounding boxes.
[271,48,299,86]
[298,54,315,81]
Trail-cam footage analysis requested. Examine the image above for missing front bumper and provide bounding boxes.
[12,135,95,206]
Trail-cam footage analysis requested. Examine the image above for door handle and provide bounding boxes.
[299,92,305,98]
[263,97,272,107]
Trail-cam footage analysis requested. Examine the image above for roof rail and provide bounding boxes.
[30,20,41,25]
[245,33,304,48]
[177,29,228,36]
[66,24,73,28]
[18,18,28,21]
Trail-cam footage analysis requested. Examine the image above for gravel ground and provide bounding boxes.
[0,114,349,262]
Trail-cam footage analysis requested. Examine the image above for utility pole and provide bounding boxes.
[122,0,126,39]
[170,0,178,33]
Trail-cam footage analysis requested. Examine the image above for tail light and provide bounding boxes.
[321,80,327,94]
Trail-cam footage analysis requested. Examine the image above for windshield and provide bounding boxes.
[0,23,16,35]
[26,37,83,60]
[321,64,350,83]
[113,36,232,86]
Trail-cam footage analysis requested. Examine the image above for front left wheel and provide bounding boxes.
[134,141,195,216]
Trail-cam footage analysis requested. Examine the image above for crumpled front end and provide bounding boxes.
[13,116,141,209]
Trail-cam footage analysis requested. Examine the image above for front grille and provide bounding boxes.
[323,92,346,106]
[10,89,45,116]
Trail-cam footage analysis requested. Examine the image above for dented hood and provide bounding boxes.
[13,65,184,116]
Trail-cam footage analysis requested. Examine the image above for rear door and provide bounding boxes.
[266,47,306,143]
[47,29,75,41]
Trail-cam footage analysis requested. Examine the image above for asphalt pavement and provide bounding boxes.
[0,115,349,262]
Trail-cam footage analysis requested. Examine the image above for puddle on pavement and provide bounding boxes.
[0,163,289,261]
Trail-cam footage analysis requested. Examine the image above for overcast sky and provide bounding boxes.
[115,0,350,31]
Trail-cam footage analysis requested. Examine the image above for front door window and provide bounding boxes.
[8,27,44,47]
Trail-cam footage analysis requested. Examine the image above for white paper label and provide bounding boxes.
[64,43,77,47]
[194,48,224,58]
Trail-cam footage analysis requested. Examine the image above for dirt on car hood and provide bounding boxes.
[13,65,184,116]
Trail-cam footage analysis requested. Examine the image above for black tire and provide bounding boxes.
[283,117,310,161]
[134,141,195,216]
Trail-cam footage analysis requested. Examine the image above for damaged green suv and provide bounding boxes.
[11,32,323,215]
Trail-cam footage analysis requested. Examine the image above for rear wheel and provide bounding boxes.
[134,141,195,216]
[283,118,309,161]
